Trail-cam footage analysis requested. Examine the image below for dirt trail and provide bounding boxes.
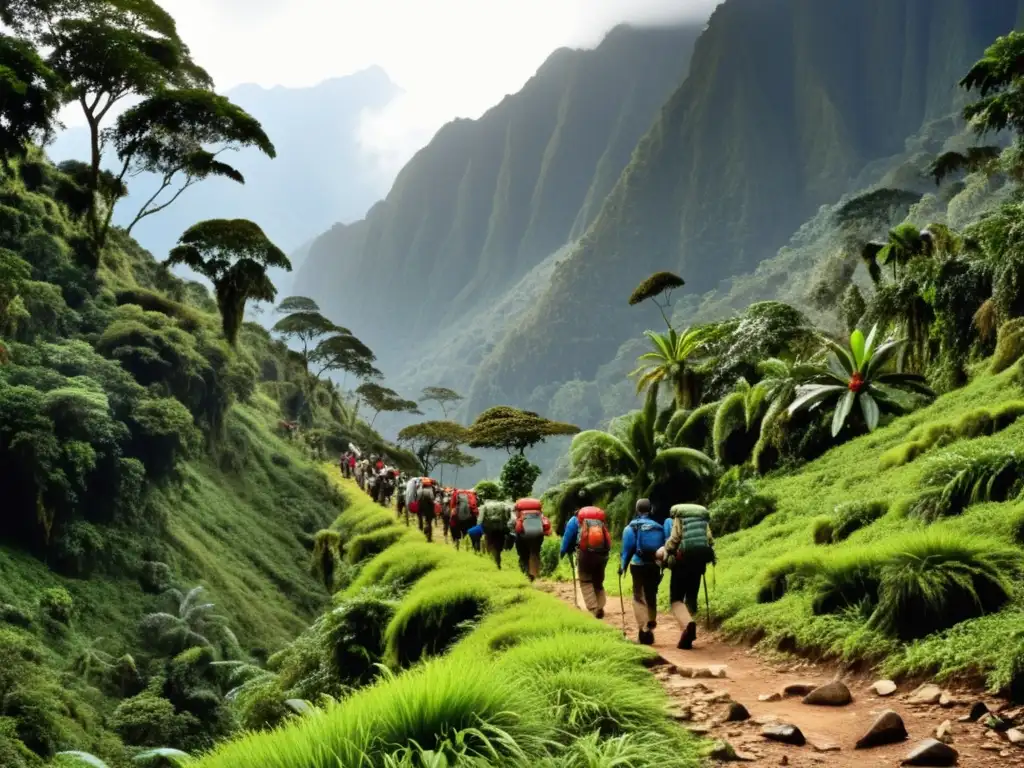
[541,581,1021,767]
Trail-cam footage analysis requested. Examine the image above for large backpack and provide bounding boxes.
[453,490,478,523]
[576,506,611,556]
[630,518,666,562]
[481,502,510,534]
[665,505,714,568]
[515,498,545,541]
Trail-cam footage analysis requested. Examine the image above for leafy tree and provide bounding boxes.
[355,383,420,428]
[110,88,276,238]
[788,326,935,438]
[473,479,502,501]
[500,454,542,501]
[271,297,342,369]
[6,0,215,254]
[0,33,63,170]
[467,406,579,455]
[437,444,479,485]
[0,248,31,333]
[310,332,380,382]
[396,420,468,476]
[630,326,715,409]
[420,386,463,419]
[628,271,685,328]
[139,585,239,657]
[165,219,291,345]
[860,223,941,282]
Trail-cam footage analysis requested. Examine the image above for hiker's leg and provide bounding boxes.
[578,566,598,614]
[643,568,661,628]
[528,540,541,580]
[629,565,649,628]
[516,539,529,575]
[669,566,693,629]
[592,557,608,611]
[684,565,704,617]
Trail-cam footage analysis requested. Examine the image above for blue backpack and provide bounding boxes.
[631,518,665,562]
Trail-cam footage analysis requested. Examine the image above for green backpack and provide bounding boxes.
[664,504,714,569]
[481,502,510,534]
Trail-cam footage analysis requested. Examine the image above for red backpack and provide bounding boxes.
[451,490,479,523]
[514,499,550,539]
[576,506,611,555]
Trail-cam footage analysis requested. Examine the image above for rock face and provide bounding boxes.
[762,723,806,747]
[908,684,944,705]
[803,681,853,707]
[901,739,959,766]
[856,710,909,749]
[871,680,898,696]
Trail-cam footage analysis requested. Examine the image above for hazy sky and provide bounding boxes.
[151,0,719,179]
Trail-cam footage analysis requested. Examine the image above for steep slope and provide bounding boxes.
[471,0,1024,415]
[47,67,399,267]
[293,23,705,367]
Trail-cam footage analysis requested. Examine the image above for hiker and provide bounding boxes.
[467,522,484,553]
[406,475,422,529]
[619,498,669,645]
[396,475,407,522]
[437,487,451,543]
[480,501,513,568]
[561,505,611,619]
[339,452,348,478]
[449,488,479,550]
[348,452,357,478]
[661,504,716,650]
[417,478,437,542]
[514,498,551,581]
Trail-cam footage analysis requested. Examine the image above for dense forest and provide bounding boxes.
[5,0,1024,765]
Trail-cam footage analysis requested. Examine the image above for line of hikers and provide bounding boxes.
[344,452,716,651]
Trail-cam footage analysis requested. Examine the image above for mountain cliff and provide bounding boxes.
[467,0,1024,415]
[293,23,705,367]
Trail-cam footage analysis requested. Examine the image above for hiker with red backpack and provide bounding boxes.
[514,498,551,581]
[619,498,671,645]
[560,505,611,618]
[661,504,716,650]
[416,478,437,542]
[449,489,479,550]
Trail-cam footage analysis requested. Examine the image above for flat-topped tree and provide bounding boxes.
[166,219,290,345]
[271,296,343,370]
[0,34,62,172]
[467,406,580,456]
[397,420,469,476]
[628,271,685,329]
[420,386,463,419]
[355,383,420,428]
[310,333,380,383]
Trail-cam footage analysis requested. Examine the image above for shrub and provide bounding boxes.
[831,500,888,542]
[344,541,449,597]
[474,480,502,501]
[916,449,1024,520]
[709,490,776,537]
[346,527,406,565]
[109,693,198,747]
[539,537,561,577]
[992,318,1024,373]
[500,454,542,500]
[811,516,834,545]
[38,587,72,624]
[0,604,32,629]
[138,561,173,595]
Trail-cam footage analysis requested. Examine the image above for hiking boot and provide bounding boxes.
[678,622,696,650]
[638,629,654,645]
[595,608,604,619]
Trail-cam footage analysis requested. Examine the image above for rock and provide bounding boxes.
[908,684,944,705]
[935,720,953,744]
[803,680,853,707]
[761,723,806,747]
[709,665,729,679]
[871,680,898,697]
[1001,750,1012,758]
[810,741,840,753]
[782,683,816,698]
[1007,728,1024,745]
[669,706,693,722]
[938,692,959,708]
[702,691,732,704]
[753,715,780,726]
[959,701,989,723]
[856,710,909,749]
[901,739,958,766]
[759,692,783,702]
[679,665,728,679]
[779,758,789,766]
[725,702,751,722]
[686,725,713,736]
[707,740,756,763]
[981,744,1001,752]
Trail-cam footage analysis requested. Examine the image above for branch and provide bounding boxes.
[126,175,198,234]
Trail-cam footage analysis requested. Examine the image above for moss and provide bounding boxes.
[992,318,1024,373]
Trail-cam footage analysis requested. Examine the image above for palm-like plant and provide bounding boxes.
[566,384,716,527]
[861,223,938,282]
[789,326,935,438]
[630,326,713,409]
[140,586,240,657]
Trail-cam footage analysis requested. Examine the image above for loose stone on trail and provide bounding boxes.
[802,680,853,706]
[855,710,909,749]
[901,738,959,766]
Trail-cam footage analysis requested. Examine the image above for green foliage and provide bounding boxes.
[709,490,776,537]
[355,382,420,427]
[467,406,579,455]
[499,454,542,501]
[0,34,62,170]
[419,387,463,419]
[630,325,713,408]
[472,480,502,502]
[992,318,1024,373]
[108,694,197,748]
[38,587,72,624]
[913,448,1024,521]
[830,500,888,542]
[397,420,469,476]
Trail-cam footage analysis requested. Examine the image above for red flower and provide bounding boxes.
[848,372,865,393]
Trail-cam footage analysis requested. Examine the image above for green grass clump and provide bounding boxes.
[811,516,834,545]
[709,491,777,536]
[915,448,1024,521]
[992,318,1024,373]
[346,527,410,565]
[342,541,452,597]
[333,505,396,540]
[830,500,888,542]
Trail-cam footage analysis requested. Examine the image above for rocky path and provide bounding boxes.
[542,581,1024,767]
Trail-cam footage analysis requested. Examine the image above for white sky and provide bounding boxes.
[144,0,719,180]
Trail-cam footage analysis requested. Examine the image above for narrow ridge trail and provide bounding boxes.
[540,580,1017,767]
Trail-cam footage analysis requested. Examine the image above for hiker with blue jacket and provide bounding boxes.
[619,498,671,645]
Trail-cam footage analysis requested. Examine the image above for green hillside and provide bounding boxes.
[293,23,703,369]
[468,0,1024,417]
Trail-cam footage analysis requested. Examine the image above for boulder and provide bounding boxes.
[901,739,958,766]
[871,680,897,697]
[803,681,853,707]
[725,702,751,722]
[959,702,989,723]
[782,683,816,698]
[761,723,806,747]
[1007,728,1024,745]
[908,684,943,705]
[707,740,757,762]
[759,692,783,702]
[856,710,909,749]
[935,720,953,744]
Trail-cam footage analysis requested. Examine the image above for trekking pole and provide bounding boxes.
[703,572,712,631]
[617,571,627,638]
[569,554,580,610]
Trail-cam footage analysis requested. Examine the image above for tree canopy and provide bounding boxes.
[420,386,463,419]
[271,299,342,368]
[0,33,63,170]
[310,333,380,381]
[355,383,420,427]
[396,420,470,476]
[466,406,579,455]
[628,271,685,328]
[166,218,290,345]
